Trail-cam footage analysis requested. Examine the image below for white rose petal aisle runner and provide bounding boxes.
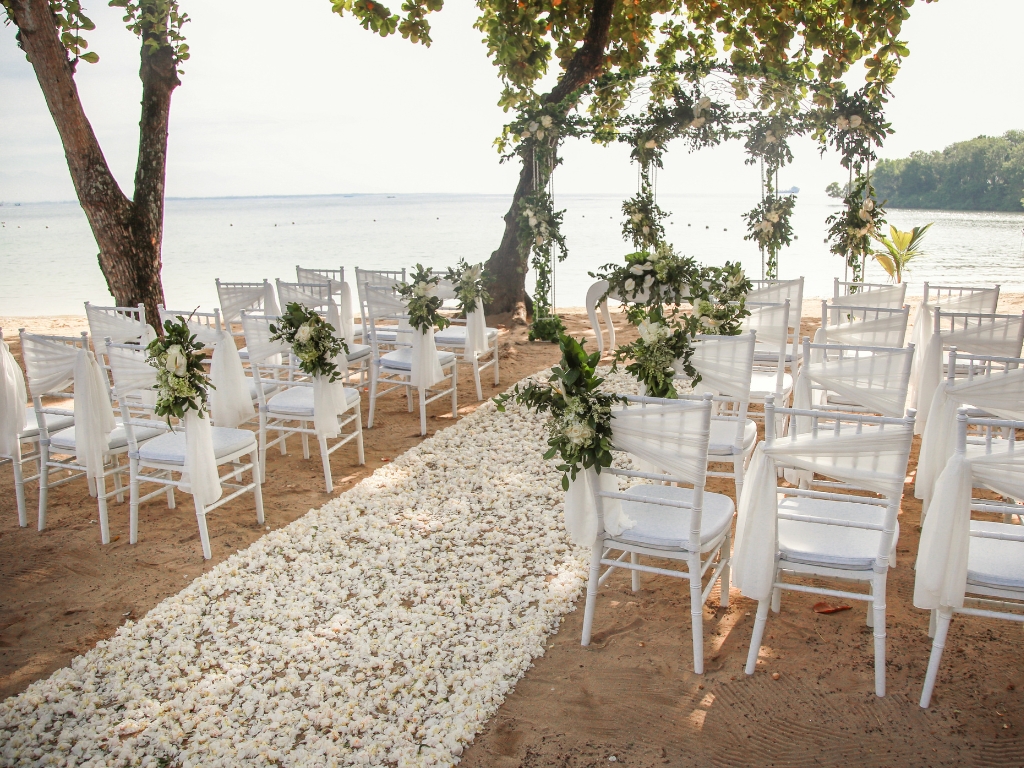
[0,369,640,768]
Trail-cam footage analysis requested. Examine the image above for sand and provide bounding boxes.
[2,301,1023,766]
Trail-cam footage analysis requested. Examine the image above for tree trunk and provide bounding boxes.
[484,0,616,319]
[9,0,177,332]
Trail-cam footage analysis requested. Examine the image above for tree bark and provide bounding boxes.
[9,0,176,332]
[484,0,616,320]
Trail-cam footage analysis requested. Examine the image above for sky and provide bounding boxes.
[2,0,1022,204]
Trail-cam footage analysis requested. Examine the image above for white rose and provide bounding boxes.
[528,216,538,227]
[165,345,187,377]
[644,139,657,149]
[540,115,553,128]
[295,323,313,343]
[528,121,539,132]
[836,116,850,130]
[520,131,531,140]
[700,315,723,330]
[563,420,594,446]
[535,235,545,246]
[849,114,863,129]
[691,116,706,129]
[638,319,665,345]
[767,211,780,223]
[859,208,870,221]
[642,225,651,234]
[863,198,875,212]
[631,213,643,223]
[629,264,647,275]
[727,269,744,288]
[536,129,545,139]
[624,278,635,291]
[696,96,711,112]
[643,274,655,289]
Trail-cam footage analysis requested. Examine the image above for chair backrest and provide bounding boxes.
[296,266,344,286]
[833,278,907,313]
[597,394,714,551]
[799,338,915,417]
[104,340,168,452]
[933,309,1024,359]
[355,268,406,339]
[362,284,411,358]
[947,349,1023,382]
[239,312,290,405]
[765,397,916,564]
[820,302,910,348]
[586,280,617,356]
[84,303,151,367]
[216,279,276,324]
[923,282,999,314]
[749,278,803,361]
[157,306,224,346]
[959,413,1024,514]
[276,279,334,310]
[745,300,790,394]
[19,331,92,438]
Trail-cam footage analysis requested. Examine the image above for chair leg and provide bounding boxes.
[196,502,212,560]
[451,363,458,419]
[689,552,705,674]
[928,608,937,638]
[96,473,110,545]
[129,457,140,545]
[872,572,888,697]
[745,600,771,675]
[720,533,732,608]
[493,339,500,385]
[112,455,124,504]
[472,358,482,402]
[166,471,176,508]
[367,364,379,428]
[37,444,50,531]
[920,608,953,708]
[355,409,365,465]
[319,434,333,493]
[419,386,427,436]
[732,456,744,502]
[630,552,640,592]
[301,424,310,460]
[258,410,269,482]
[581,539,603,646]
[771,585,782,613]
[251,448,265,525]
[866,582,875,628]
[13,441,27,528]
[406,384,413,412]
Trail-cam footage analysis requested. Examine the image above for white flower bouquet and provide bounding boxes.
[270,302,348,381]
[146,316,213,424]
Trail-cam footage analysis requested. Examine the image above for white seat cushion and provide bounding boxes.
[609,485,735,552]
[967,521,1024,591]
[380,347,457,371]
[138,427,256,465]
[754,342,796,363]
[238,346,249,360]
[708,418,756,455]
[777,497,897,571]
[247,377,280,401]
[434,326,499,346]
[750,371,793,398]
[266,386,360,417]
[346,343,371,361]
[49,421,164,453]
[369,327,400,343]
[20,407,74,439]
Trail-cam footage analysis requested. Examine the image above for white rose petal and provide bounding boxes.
[849,114,863,129]
[165,345,187,377]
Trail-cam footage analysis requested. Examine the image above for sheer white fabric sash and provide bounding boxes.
[832,285,905,309]
[743,303,789,350]
[465,299,489,360]
[564,467,626,546]
[915,446,1024,611]
[0,338,28,455]
[733,426,911,601]
[686,335,753,399]
[914,368,1024,514]
[313,369,351,438]
[86,307,156,347]
[793,350,910,421]
[219,284,265,324]
[174,322,254,428]
[822,312,907,347]
[410,328,445,388]
[242,316,289,366]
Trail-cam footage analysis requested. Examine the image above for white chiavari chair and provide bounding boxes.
[216,279,280,360]
[743,300,793,413]
[579,394,734,673]
[432,281,500,402]
[832,278,907,320]
[818,302,910,349]
[355,267,406,346]
[241,312,364,493]
[296,266,344,286]
[735,397,916,697]
[363,284,457,436]
[748,277,804,371]
[586,280,618,357]
[105,340,264,559]
[84,302,155,377]
[916,412,1024,707]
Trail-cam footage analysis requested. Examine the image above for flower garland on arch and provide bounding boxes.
[519,188,568,342]
[147,316,212,425]
[743,194,796,280]
[825,175,887,284]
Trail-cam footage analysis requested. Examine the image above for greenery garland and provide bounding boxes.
[396,264,452,334]
[825,175,887,283]
[519,189,568,342]
[446,259,489,314]
[743,194,797,279]
[270,303,349,381]
[146,316,212,425]
[495,334,625,490]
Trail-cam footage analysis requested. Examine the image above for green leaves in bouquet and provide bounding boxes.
[396,264,452,334]
[611,307,697,400]
[145,315,212,426]
[445,258,490,315]
[269,302,348,382]
[494,333,624,490]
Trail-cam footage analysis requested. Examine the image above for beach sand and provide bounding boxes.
[2,301,1023,766]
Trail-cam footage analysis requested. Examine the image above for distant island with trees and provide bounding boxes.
[827,131,1024,212]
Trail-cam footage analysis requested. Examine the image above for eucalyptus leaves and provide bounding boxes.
[495,334,624,490]
[146,316,212,425]
[395,264,452,334]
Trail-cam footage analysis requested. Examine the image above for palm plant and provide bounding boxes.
[872,223,933,283]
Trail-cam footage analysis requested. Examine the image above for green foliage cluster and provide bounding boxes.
[110,0,190,67]
[872,131,1024,212]
[446,259,490,315]
[743,194,797,279]
[395,264,452,334]
[329,0,442,43]
[825,175,887,283]
[270,302,349,381]
[146,315,211,424]
[495,334,625,490]
[519,189,568,341]
[611,306,697,399]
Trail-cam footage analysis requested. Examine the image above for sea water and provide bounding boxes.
[2,192,1023,316]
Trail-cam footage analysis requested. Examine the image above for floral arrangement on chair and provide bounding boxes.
[495,334,625,490]
[146,316,213,424]
[611,307,698,399]
[446,259,489,314]
[270,302,348,382]
[396,264,452,334]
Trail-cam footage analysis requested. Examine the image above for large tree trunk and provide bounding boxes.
[9,0,177,332]
[484,0,616,320]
